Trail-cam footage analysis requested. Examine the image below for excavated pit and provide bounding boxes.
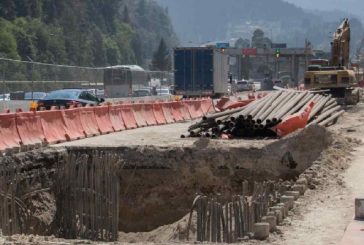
[0,124,333,238]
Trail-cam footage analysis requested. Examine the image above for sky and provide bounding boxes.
[284,0,364,21]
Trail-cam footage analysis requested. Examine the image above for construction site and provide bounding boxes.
[1,5,364,244]
[0,92,363,245]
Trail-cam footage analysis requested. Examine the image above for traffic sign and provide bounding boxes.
[216,42,230,49]
[242,48,257,56]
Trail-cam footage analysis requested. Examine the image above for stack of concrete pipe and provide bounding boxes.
[185,91,343,138]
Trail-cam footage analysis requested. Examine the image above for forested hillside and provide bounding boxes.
[0,0,178,67]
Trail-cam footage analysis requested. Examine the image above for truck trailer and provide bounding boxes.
[174,47,229,97]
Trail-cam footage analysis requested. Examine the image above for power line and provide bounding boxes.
[0,57,104,70]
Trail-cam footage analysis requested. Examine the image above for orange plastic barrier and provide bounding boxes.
[120,104,137,129]
[132,103,148,127]
[273,101,315,137]
[153,103,167,125]
[16,111,45,145]
[0,113,21,151]
[62,108,86,140]
[184,100,204,119]
[170,101,184,122]
[248,93,256,99]
[215,97,230,111]
[38,109,68,144]
[109,105,126,131]
[142,103,157,126]
[161,102,175,124]
[200,99,215,115]
[79,107,100,137]
[222,99,255,111]
[94,106,114,134]
[180,102,192,120]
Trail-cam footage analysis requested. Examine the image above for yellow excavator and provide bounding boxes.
[304,18,360,104]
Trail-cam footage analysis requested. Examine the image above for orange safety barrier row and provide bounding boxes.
[0,98,215,153]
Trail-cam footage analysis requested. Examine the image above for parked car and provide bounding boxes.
[37,89,104,110]
[156,87,172,96]
[236,80,251,91]
[273,80,285,88]
[132,89,152,97]
[0,93,10,101]
[87,89,105,99]
[24,92,47,101]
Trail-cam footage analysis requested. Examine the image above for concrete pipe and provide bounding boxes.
[259,92,288,121]
[255,91,282,119]
[265,92,297,121]
[275,92,308,120]
[308,105,341,125]
[318,110,345,127]
[320,102,339,114]
[283,93,314,119]
[249,94,275,118]
[308,95,332,121]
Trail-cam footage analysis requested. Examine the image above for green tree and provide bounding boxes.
[151,38,171,71]
[0,21,19,59]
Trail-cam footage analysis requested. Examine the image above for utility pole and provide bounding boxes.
[26,56,34,100]
[2,59,6,101]
[0,54,6,101]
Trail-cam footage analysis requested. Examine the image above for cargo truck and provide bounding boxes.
[174,47,229,97]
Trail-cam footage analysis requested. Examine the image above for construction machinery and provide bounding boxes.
[304,18,360,104]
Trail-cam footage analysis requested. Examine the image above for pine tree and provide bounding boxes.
[151,38,171,71]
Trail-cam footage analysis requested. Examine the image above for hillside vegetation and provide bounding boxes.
[0,0,178,68]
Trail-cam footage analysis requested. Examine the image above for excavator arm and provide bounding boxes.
[331,18,350,67]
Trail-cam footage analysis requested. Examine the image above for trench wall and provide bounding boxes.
[0,125,333,235]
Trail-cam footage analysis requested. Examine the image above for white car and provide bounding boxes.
[0,93,10,101]
[156,88,172,96]
[236,80,251,91]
